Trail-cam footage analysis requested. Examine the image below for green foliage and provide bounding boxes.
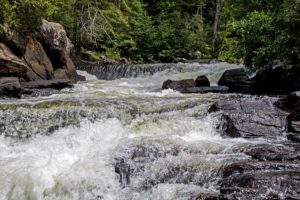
[1,0,61,32]
[1,0,299,65]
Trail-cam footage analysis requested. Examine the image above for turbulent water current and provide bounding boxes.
[0,62,272,200]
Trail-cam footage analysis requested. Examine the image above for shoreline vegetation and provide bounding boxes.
[0,0,299,98]
[1,0,299,66]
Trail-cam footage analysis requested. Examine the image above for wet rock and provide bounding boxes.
[0,43,28,78]
[275,91,300,112]
[39,20,78,82]
[181,86,228,94]
[162,79,196,91]
[287,133,300,143]
[209,98,288,139]
[222,161,300,178]
[196,75,210,87]
[22,79,73,90]
[233,144,300,161]
[23,36,54,80]
[218,68,252,93]
[0,77,22,98]
[221,171,300,198]
[218,64,300,95]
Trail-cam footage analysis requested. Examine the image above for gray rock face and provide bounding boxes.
[218,68,252,94]
[40,20,78,82]
[0,43,28,78]
[195,75,210,87]
[162,79,196,91]
[209,98,288,139]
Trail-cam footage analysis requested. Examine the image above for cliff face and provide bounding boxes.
[0,20,84,98]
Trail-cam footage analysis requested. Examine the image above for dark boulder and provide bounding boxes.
[275,92,300,134]
[162,79,196,92]
[196,75,210,87]
[0,43,28,78]
[218,64,300,95]
[0,77,23,98]
[221,171,300,198]
[222,161,300,178]
[209,98,288,139]
[181,86,228,94]
[23,36,54,81]
[23,79,73,90]
[251,64,300,94]
[218,68,252,93]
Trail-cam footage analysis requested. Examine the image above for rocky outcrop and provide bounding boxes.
[218,64,300,95]
[162,79,196,91]
[39,20,78,82]
[0,77,22,98]
[208,97,300,199]
[209,98,288,139]
[23,36,54,80]
[0,43,28,78]
[0,20,83,98]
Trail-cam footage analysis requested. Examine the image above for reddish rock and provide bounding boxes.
[196,75,210,87]
[0,43,28,78]
[23,36,54,80]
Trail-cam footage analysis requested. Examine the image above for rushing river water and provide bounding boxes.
[0,62,273,200]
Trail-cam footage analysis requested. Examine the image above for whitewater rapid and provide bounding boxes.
[0,62,265,200]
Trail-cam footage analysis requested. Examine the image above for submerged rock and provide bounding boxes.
[23,36,54,81]
[209,98,288,139]
[39,20,79,82]
[218,64,300,95]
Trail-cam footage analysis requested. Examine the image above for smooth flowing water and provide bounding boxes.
[0,62,270,200]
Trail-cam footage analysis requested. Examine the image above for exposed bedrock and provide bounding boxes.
[208,98,288,139]
[0,20,84,98]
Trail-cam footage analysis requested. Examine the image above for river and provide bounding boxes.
[0,62,273,200]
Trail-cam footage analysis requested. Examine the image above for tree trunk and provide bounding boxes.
[212,0,221,58]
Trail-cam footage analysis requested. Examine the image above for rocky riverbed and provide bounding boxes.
[0,61,299,199]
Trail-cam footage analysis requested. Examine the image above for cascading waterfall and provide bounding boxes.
[0,62,276,200]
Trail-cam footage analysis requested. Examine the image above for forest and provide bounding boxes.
[0,0,299,69]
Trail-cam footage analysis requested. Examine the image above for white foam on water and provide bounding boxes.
[0,119,125,200]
